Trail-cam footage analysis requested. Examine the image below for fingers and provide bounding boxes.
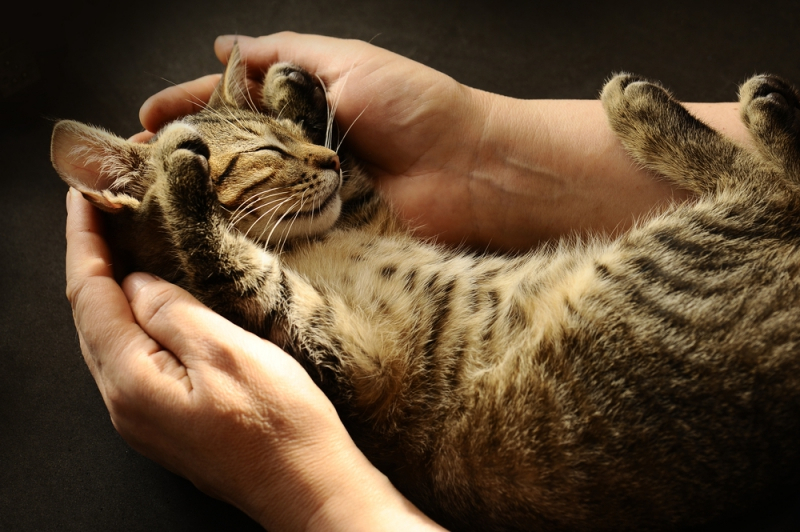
[129,130,155,143]
[65,189,165,394]
[121,271,287,378]
[139,74,221,132]
[215,33,338,76]
[139,32,381,134]
[121,272,232,365]
[215,33,384,100]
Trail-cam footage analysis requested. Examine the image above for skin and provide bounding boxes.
[67,32,754,530]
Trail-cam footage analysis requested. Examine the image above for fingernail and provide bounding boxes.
[123,272,162,302]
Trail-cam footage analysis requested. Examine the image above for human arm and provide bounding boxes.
[64,187,446,532]
[137,32,752,251]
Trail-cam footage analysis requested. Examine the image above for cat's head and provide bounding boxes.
[51,45,352,247]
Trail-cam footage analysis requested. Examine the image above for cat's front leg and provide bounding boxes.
[602,73,745,195]
[153,123,283,335]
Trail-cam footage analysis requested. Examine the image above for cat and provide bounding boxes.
[51,45,800,531]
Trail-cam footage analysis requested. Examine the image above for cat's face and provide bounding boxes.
[51,47,343,246]
[182,110,343,243]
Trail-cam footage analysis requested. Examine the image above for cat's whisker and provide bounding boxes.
[239,195,293,235]
[156,76,214,114]
[231,189,286,226]
[276,102,290,122]
[249,195,295,243]
[335,100,372,154]
[263,198,301,248]
[314,74,333,150]
[277,193,304,254]
[326,60,361,151]
[230,193,270,228]
[240,194,288,236]
[240,58,262,115]
[279,191,309,254]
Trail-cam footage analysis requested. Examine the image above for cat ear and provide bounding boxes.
[207,43,251,110]
[51,120,149,212]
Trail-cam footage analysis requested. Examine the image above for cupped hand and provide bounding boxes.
[65,187,421,531]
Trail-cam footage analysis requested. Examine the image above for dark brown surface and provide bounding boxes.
[2,0,799,529]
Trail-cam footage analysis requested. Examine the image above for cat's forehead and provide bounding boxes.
[183,111,298,146]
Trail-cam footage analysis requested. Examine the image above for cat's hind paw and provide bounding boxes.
[739,74,800,174]
[740,75,800,132]
[601,73,676,128]
[601,72,740,195]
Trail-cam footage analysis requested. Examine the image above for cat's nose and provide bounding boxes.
[319,153,340,172]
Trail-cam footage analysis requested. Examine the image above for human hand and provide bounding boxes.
[64,188,443,531]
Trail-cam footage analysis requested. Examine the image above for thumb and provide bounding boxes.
[122,272,235,365]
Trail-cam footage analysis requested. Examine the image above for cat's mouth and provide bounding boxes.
[293,187,340,218]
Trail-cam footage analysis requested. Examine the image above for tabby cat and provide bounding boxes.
[51,46,800,531]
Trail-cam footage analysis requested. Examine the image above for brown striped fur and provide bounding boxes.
[51,47,800,530]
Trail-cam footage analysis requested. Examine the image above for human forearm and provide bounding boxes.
[414,90,748,251]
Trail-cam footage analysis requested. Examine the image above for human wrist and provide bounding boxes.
[238,412,435,532]
[465,89,580,248]
[249,426,443,532]
[303,448,445,532]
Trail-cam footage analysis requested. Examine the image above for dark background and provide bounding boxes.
[2,0,800,530]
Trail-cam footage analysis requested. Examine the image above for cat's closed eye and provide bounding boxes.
[252,145,288,156]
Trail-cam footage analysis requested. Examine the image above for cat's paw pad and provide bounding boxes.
[740,75,800,134]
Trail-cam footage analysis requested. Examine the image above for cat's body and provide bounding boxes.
[52,48,800,531]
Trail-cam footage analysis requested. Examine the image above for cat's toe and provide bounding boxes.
[605,73,649,93]
[740,75,800,134]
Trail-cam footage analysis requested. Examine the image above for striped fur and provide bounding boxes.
[51,53,800,531]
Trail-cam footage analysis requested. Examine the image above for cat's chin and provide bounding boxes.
[245,193,343,245]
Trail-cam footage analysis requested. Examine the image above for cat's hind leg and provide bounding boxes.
[262,64,329,146]
[602,73,744,196]
[739,74,800,177]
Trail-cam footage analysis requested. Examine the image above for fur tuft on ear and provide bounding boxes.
[51,120,150,212]
[207,43,251,110]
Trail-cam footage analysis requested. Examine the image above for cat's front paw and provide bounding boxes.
[262,62,328,144]
[155,123,214,207]
[740,75,800,136]
[161,123,209,172]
